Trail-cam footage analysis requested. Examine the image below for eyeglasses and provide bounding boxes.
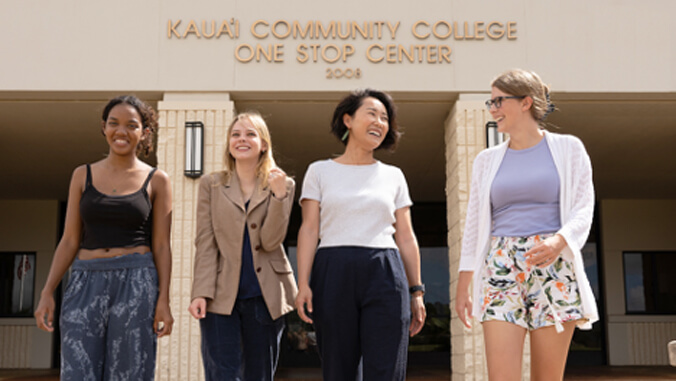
[485,96,525,111]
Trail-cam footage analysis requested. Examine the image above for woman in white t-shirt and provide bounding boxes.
[295,89,426,381]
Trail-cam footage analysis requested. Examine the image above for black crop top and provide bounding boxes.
[79,164,156,250]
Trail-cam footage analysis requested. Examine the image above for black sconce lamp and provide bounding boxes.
[485,121,505,148]
[185,121,204,178]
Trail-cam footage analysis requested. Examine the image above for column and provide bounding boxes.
[446,94,531,381]
[155,92,235,381]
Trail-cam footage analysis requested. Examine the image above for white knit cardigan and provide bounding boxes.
[459,130,599,329]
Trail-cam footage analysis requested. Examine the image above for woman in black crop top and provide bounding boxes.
[34,95,173,381]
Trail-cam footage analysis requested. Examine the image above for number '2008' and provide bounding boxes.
[326,68,361,79]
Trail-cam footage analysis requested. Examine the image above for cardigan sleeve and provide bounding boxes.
[556,136,595,251]
[191,174,220,301]
[459,150,488,272]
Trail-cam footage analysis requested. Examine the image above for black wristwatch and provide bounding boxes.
[409,284,425,295]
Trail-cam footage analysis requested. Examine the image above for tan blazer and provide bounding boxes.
[191,171,298,320]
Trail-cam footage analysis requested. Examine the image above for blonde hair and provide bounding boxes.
[222,112,277,187]
[491,69,555,125]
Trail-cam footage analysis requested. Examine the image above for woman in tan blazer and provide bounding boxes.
[188,112,297,381]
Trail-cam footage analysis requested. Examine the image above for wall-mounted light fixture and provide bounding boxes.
[485,121,505,148]
[185,121,204,178]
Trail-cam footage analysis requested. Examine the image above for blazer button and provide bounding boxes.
[250,223,258,229]
[254,245,261,251]
[256,267,262,273]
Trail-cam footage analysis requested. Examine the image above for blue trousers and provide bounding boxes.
[200,296,285,381]
[60,252,158,381]
[311,246,411,381]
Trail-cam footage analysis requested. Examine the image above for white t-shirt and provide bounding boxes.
[300,159,413,249]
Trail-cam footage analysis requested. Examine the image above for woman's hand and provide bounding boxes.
[34,293,56,332]
[409,294,426,337]
[188,297,207,320]
[455,288,473,329]
[268,168,288,199]
[525,234,567,268]
[295,285,313,324]
[154,300,174,337]
[455,271,474,329]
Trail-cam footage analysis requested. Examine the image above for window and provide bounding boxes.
[623,251,676,314]
[0,252,36,317]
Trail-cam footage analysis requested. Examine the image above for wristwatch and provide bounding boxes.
[409,284,425,295]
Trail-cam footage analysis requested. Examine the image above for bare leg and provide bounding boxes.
[483,321,527,381]
[530,321,576,381]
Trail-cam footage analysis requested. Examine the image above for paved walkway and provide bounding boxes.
[0,366,674,380]
[564,366,675,380]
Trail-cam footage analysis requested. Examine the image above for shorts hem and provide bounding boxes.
[530,316,587,331]
[479,316,529,330]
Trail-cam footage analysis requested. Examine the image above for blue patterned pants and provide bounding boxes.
[60,252,158,381]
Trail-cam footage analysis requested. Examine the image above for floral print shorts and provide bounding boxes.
[480,234,584,331]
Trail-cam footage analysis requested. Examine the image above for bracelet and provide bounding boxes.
[409,284,425,295]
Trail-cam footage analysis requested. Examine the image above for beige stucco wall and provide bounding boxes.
[601,199,676,365]
[1,0,674,93]
[0,200,59,369]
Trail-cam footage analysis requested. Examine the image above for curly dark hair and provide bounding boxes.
[101,95,157,156]
[331,89,400,151]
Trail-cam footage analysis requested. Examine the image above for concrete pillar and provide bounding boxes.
[447,94,531,381]
[155,93,235,381]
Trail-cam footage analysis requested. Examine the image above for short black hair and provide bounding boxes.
[102,95,157,156]
[330,89,400,151]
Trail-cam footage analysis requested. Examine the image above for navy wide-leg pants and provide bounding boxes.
[199,296,285,381]
[310,246,411,381]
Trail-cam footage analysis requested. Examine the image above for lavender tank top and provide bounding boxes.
[490,137,561,237]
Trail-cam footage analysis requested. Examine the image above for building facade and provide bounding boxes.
[1,0,675,379]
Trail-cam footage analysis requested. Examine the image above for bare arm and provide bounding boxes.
[34,166,86,332]
[294,199,320,324]
[393,207,426,337]
[150,170,174,337]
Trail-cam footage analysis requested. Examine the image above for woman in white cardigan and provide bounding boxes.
[455,69,598,381]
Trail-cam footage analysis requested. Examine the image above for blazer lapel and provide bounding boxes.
[247,177,269,215]
[221,172,246,212]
